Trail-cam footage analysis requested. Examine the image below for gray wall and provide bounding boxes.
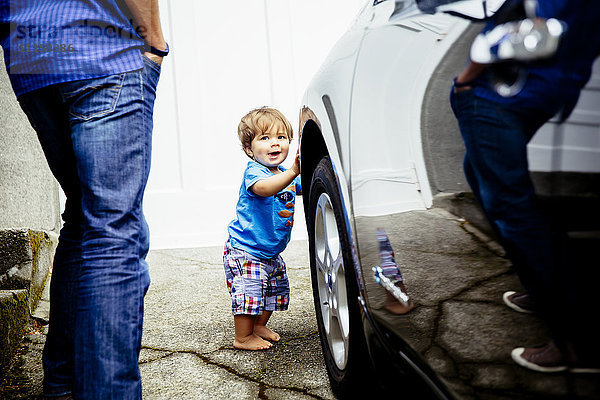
[0,48,60,377]
[0,50,61,232]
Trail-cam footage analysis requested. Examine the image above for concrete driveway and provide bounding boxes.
[0,240,337,400]
[140,241,335,399]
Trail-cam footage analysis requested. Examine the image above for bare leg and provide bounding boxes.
[253,311,280,342]
[233,314,272,350]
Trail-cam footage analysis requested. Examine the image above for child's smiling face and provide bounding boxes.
[246,122,290,172]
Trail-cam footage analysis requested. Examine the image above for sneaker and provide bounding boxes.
[503,291,535,313]
[511,341,568,372]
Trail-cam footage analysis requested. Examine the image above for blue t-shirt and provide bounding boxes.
[228,161,302,259]
[0,0,144,96]
[472,0,600,118]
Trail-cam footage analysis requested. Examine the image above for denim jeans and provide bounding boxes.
[18,56,160,399]
[449,88,576,344]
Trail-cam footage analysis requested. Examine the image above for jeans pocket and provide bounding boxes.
[62,73,125,121]
[449,86,474,117]
[449,86,457,115]
[142,54,162,72]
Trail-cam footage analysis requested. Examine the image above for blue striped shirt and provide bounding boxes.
[0,0,144,97]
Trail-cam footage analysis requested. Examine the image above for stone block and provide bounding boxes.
[0,229,57,378]
[0,229,56,312]
[0,49,62,234]
[0,289,28,380]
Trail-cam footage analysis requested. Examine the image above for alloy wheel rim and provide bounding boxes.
[314,192,349,370]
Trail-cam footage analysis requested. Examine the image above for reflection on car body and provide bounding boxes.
[298,0,600,398]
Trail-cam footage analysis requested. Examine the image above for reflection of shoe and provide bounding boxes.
[513,341,600,374]
[503,291,535,314]
[39,395,73,400]
[511,341,567,373]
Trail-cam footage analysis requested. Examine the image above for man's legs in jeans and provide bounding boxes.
[450,90,573,348]
[18,57,160,398]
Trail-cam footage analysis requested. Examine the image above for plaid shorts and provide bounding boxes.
[223,241,290,315]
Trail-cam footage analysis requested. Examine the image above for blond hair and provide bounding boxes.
[238,107,293,158]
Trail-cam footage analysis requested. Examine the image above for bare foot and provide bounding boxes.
[385,293,414,314]
[233,333,273,350]
[385,282,414,315]
[254,325,280,342]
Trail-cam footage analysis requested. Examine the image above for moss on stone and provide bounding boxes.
[26,230,50,309]
[0,290,29,379]
[0,229,54,381]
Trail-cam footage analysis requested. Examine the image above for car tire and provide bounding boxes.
[307,156,369,397]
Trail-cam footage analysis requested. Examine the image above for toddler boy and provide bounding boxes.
[224,107,301,350]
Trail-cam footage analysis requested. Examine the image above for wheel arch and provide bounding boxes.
[299,115,329,218]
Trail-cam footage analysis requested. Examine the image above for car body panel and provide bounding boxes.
[528,59,600,173]
[299,0,599,397]
[350,3,470,218]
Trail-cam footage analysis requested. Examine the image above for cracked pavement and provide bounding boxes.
[1,240,335,400]
[138,242,334,399]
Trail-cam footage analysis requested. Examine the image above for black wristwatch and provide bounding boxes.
[145,42,169,57]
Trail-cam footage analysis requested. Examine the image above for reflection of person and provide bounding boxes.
[224,107,301,351]
[376,228,414,315]
[450,1,600,372]
[1,1,168,397]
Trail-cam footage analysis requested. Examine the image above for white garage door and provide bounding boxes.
[145,0,365,249]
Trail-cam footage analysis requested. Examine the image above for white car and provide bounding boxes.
[298,0,600,398]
